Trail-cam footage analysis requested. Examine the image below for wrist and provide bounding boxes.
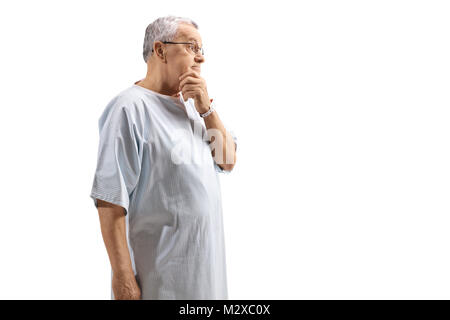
[199,98,216,118]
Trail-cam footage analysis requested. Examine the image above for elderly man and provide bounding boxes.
[90,16,237,300]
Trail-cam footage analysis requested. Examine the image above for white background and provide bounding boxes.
[0,0,449,299]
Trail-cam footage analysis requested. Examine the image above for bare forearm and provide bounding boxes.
[202,110,236,170]
[96,199,141,300]
[97,200,134,275]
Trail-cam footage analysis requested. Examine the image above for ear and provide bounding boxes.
[153,41,166,61]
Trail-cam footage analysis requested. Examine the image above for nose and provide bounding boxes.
[195,54,205,63]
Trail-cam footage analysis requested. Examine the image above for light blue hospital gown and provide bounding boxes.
[90,83,237,300]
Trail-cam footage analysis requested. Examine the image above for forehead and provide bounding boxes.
[175,23,202,45]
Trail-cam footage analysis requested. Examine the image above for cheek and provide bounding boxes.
[180,55,194,69]
[176,61,193,80]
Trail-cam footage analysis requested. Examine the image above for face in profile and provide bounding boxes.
[162,23,205,90]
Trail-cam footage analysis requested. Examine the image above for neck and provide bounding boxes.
[137,65,178,97]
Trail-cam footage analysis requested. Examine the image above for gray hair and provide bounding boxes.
[142,15,199,63]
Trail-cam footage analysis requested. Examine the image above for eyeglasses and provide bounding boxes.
[152,41,205,56]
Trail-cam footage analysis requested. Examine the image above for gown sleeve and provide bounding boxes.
[90,98,143,215]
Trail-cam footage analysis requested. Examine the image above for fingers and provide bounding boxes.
[180,84,198,92]
[178,69,207,102]
[182,90,199,101]
[179,70,201,82]
[179,78,205,96]
[179,75,202,90]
